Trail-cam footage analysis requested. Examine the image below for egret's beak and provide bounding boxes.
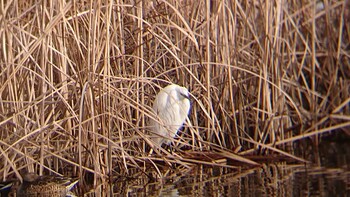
[181,93,190,100]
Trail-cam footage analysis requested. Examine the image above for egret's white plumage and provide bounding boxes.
[149,84,191,148]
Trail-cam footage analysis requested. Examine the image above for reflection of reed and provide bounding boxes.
[81,161,349,196]
[106,164,306,196]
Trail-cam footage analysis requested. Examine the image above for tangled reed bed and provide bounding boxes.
[0,0,349,185]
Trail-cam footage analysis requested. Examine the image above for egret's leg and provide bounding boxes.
[169,145,173,154]
[148,148,154,156]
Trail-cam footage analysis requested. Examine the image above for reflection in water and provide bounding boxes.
[81,138,349,196]
[293,167,349,196]
[81,163,349,196]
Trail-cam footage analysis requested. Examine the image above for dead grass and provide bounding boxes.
[0,0,349,184]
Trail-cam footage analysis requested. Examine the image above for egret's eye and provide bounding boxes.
[180,92,190,100]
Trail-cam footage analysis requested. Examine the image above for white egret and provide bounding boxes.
[149,84,191,150]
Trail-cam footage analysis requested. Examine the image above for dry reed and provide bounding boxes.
[0,0,349,186]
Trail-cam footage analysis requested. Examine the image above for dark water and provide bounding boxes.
[78,163,349,196]
[79,138,349,196]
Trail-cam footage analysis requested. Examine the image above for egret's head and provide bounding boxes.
[175,86,191,114]
[162,84,190,101]
[177,86,190,101]
[158,84,191,111]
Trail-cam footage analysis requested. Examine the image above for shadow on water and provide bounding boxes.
[78,136,350,196]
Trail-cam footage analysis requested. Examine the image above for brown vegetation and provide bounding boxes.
[0,0,349,186]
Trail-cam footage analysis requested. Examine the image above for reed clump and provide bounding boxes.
[0,0,349,184]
